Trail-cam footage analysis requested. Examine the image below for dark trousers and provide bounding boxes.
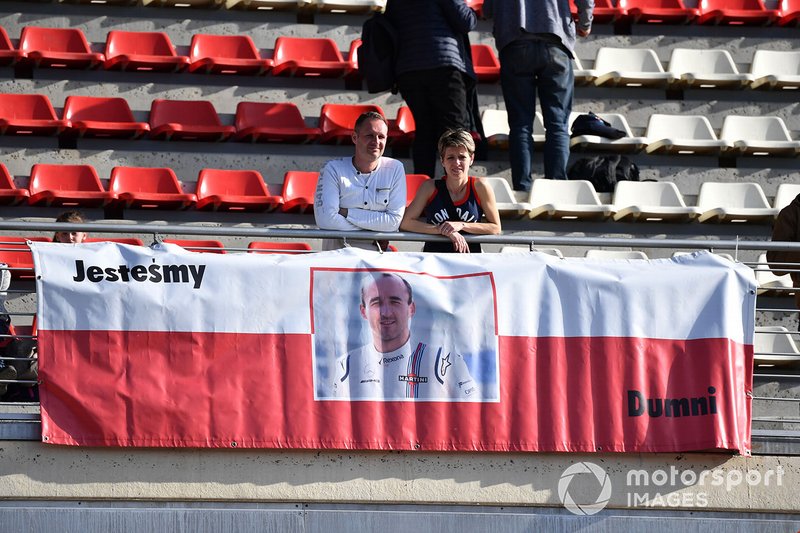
[397,67,470,179]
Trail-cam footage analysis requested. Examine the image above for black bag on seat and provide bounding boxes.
[571,112,626,139]
[567,155,640,193]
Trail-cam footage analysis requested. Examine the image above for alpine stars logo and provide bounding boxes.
[558,462,613,516]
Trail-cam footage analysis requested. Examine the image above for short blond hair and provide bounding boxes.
[437,129,475,158]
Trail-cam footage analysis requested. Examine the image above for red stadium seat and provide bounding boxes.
[0,27,21,66]
[280,171,317,213]
[149,99,236,141]
[28,164,114,207]
[188,34,271,75]
[84,237,145,246]
[388,106,415,146]
[346,39,360,75]
[0,94,68,136]
[19,27,103,69]
[163,239,226,253]
[62,96,149,139]
[270,37,350,78]
[777,0,800,25]
[247,241,312,254]
[696,0,778,25]
[109,166,196,209]
[622,0,698,23]
[104,31,189,72]
[195,168,283,211]
[0,236,51,279]
[405,174,430,207]
[318,103,384,144]
[234,102,320,143]
[571,0,626,23]
[0,163,29,205]
[471,44,500,83]
[466,0,483,16]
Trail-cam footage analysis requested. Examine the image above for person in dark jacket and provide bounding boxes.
[385,0,478,180]
[767,193,800,313]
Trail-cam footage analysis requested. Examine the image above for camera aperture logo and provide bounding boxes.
[557,462,612,516]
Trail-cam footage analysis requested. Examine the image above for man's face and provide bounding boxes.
[352,118,388,164]
[360,275,415,351]
[54,231,87,244]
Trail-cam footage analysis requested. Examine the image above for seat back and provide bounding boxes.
[405,174,429,205]
[29,164,104,193]
[196,169,270,197]
[750,50,800,77]
[20,26,93,54]
[150,99,225,127]
[190,34,260,61]
[471,44,499,69]
[754,326,800,355]
[780,0,800,15]
[720,116,793,142]
[247,241,312,254]
[235,102,305,131]
[281,171,318,203]
[0,26,15,52]
[594,47,666,73]
[696,182,771,210]
[530,179,603,205]
[0,163,15,190]
[774,183,800,212]
[585,249,649,260]
[0,236,51,275]
[85,237,145,246]
[700,0,767,10]
[163,239,226,254]
[646,114,719,140]
[481,109,509,138]
[105,31,178,58]
[63,96,137,123]
[0,93,59,120]
[394,106,415,134]
[272,37,344,63]
[483,177,518,204]
[622,0,689,8]
[669,48,740,75]
[318,104,384,135]
[613,181,687,207]
[109,167,183,194]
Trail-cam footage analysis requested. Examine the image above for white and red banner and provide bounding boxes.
[32,243,755,453]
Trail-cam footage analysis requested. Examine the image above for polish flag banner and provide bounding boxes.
[32,243,755,453]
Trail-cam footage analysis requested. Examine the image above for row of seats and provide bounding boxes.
[483,110,800,157]
[0,95,416,145]
[572,48,800,90]
[28,0,387,13]
[32,0,800,26]
[568,0,800,26]
[490,179,800,223]
[3,27,799,90]
[0,162,429,212]
[4,93,798,158]
[1,161,797,226]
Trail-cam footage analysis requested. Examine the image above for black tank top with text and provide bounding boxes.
[423,176,483,253]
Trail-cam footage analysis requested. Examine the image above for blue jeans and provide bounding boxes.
[499,40,574,191]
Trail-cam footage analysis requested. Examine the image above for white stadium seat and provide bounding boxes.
[719,116,800,157]
[645,114,730,155]
[585,249,649,260]
[612,181,701,222]
[528,179,613,220]
[569,112,648,152]
[482,177,532,218]
[696,182,778,223]
[592,47,672,88]
[754,252,795,296]
[774,183,800,212]
[667,48,752,89]
[749,50,800,90]
[754,326,800,367]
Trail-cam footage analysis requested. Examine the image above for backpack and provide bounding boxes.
[567,155,640,193]
[358,13,399,94]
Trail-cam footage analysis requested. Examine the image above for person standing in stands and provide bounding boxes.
[384,0,478,180]
[767,193,800,322]
[483,0,594,192]
[314,111,406,251]
[400,129,500,253]
[53,211,88,244]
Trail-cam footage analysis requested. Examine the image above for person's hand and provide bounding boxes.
[448,232,470,253]
[437,221,466,237]
[577,27,591,37]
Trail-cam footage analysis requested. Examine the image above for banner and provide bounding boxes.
[32,243,755,453]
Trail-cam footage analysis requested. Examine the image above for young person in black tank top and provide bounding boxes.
[401,129,501,253]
